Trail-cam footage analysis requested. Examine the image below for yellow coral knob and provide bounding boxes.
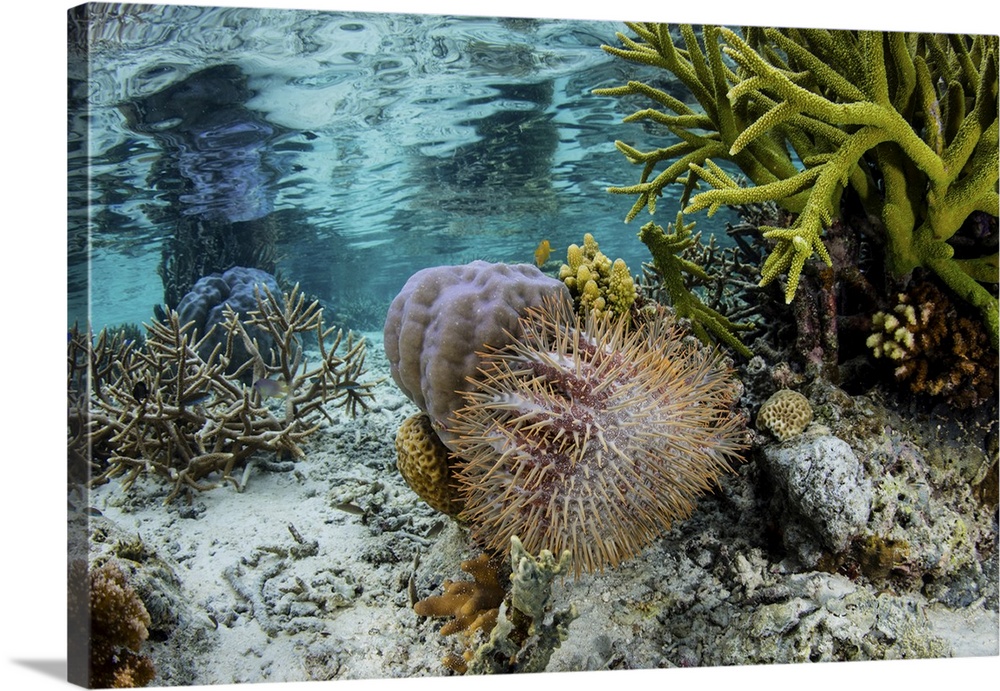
[607,258,637,313]
[566,244,584,270]
[592,251,612,275]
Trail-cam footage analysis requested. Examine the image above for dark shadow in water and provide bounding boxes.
[379,78,560,300]
[420,80,558,217]
[119,64,294,310]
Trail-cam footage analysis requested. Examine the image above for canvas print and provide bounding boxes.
[67,2,999,687]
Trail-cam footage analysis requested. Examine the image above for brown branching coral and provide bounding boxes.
[867,280,997,408]
[230,283,380,420]
[69,284,378,503]
[68,325,136,485]
[84,560,156,688]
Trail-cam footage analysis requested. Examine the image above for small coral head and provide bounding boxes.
[449,297,746,577]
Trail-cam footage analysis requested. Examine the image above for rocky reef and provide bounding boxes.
[67,21,997,687]
[381,252,995,675]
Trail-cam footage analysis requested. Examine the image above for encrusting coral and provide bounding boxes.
[597,24,999,348]
[866,280,997,407]
[69,283,378,503]
[557,232,637,319]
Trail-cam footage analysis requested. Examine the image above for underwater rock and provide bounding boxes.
[762,434,872,565]
[176,265,281,369]
[715,571,953,664]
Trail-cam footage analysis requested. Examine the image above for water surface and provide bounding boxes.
[68,4,736,331]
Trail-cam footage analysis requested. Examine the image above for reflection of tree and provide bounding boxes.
[120,64,289,309]
[417,80,558,217]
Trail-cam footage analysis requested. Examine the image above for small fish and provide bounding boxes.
[534,239,552,267]
[132,381,149,402]
[253,378,290,398]
[331,501,365,516]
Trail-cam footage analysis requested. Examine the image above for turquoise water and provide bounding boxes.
[68,4,737,331]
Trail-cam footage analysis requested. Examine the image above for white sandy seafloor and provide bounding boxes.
[73,329,999,687]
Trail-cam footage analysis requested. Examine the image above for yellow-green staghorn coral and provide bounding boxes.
[639,212,754,358]
[597,24,999,347]
[558,232,637,319]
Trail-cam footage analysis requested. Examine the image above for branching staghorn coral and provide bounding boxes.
[597,24,999,347]
[638,211,755,357]
[69,284,378,503]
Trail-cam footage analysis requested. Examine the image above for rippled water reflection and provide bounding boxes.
[68,4,736,330]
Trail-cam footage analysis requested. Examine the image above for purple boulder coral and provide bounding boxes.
[383,260,569,447]
[176,266,281,367]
